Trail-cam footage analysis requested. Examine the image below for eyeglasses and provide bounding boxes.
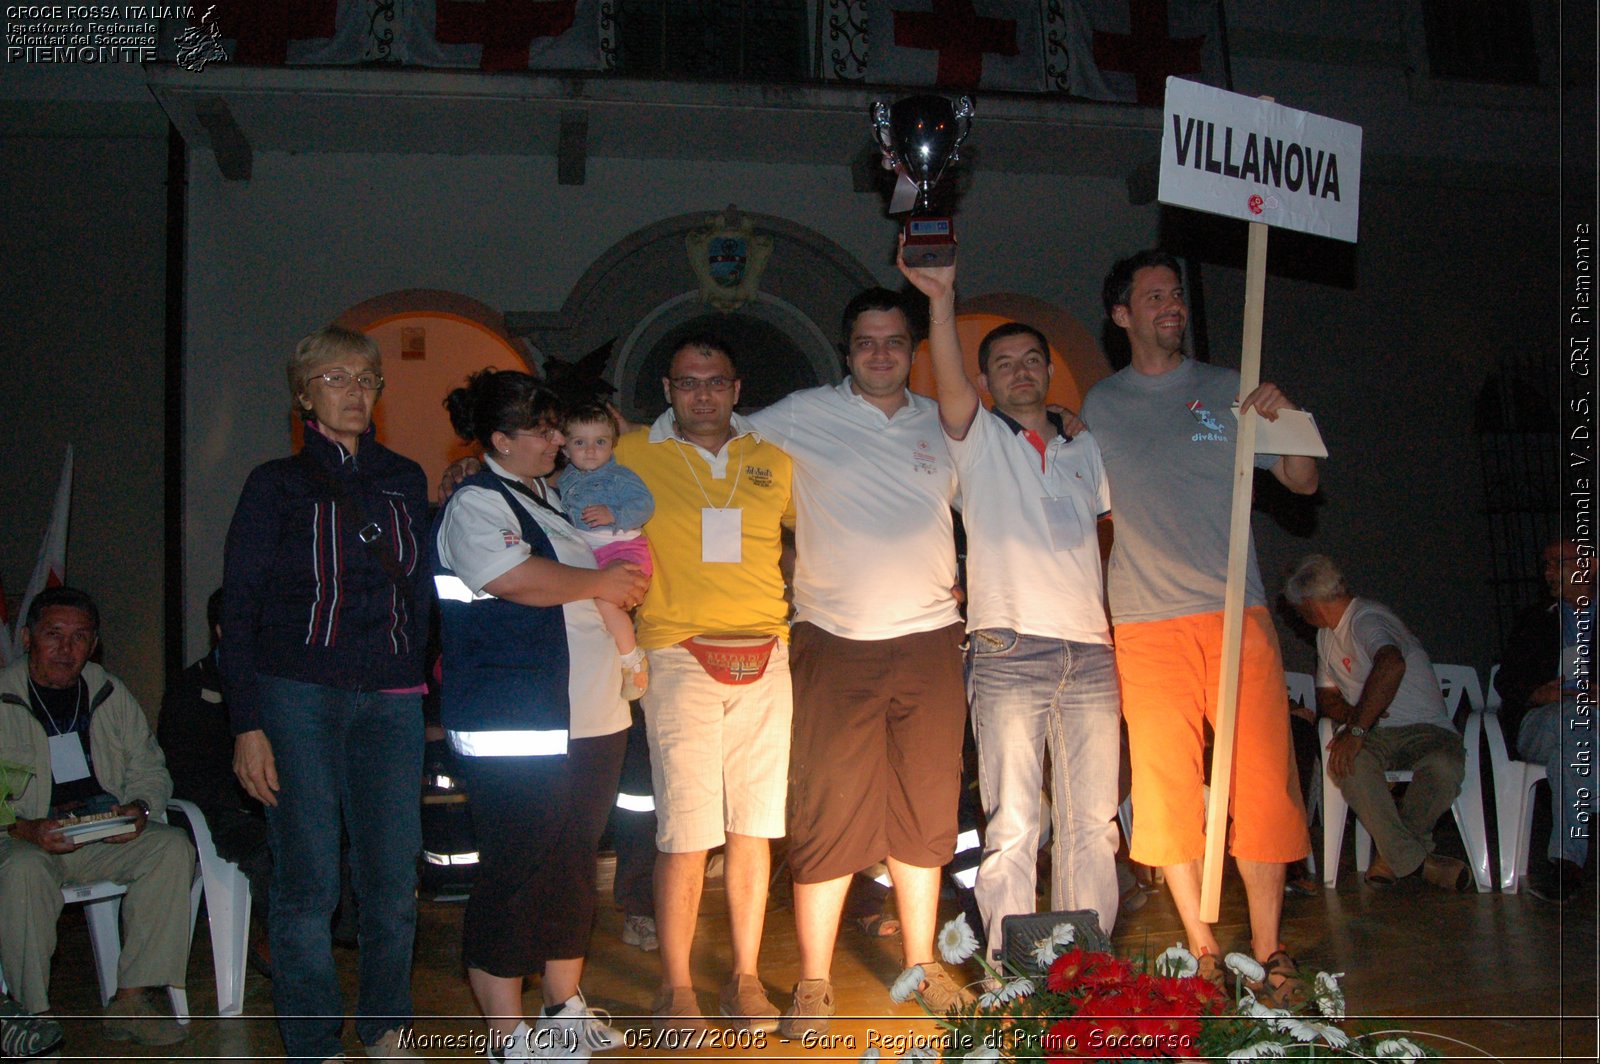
[313,370,384,392]
[667,376,737,393]
[509,426,562,442]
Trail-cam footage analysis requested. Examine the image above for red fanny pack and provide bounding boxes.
[678,635,780,685]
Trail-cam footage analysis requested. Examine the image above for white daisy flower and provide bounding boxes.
[1031,938,1059,969]
[1277,1016,1351,1048]
[1239,993,1291,1020]
[1051,923,1077,947]
[1228,1042,1289,1060]
[890,964,926,1004]
[1156,943,1199,978]
[1372,1037,1426,1061]
[999,977,1035,1002]
[1225,952,1266,983]
[1314,970,1346,1020]
[938,914,980,965]
[977,988,1003,1009]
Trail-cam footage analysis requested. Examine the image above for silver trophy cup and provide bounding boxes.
[872,94,974,266]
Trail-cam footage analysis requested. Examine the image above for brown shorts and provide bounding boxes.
[786,621,968,883]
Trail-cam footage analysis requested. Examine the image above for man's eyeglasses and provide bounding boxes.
[667,376,737,393]
[313,370,384,392]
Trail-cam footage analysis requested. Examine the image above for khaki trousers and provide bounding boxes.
[0,821,195,1012]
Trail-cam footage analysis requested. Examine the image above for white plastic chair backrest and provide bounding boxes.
[1284,671,1315,709]
[1433,664,1484,720]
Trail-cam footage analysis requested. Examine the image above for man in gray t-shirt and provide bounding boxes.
[1285,554,1468,891]
[1080,250,1321,1002]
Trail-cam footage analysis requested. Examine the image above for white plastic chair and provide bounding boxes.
[1284,671,1320,877]
[1318,663,1492,891]
[168,798,253,1016]
[0,817,202,1021]
[1481,704,1549,893]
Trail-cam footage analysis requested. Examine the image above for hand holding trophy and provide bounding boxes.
[871,94,974,267]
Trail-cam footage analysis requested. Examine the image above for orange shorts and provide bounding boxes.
[1116,606,1309,866]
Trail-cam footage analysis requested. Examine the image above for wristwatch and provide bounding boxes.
[1345,725,1367,738]
[131,799,152,818]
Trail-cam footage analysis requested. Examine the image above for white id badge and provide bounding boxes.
[49,732,91,784]
[1043,495,1088,552]
[702,507,743,563]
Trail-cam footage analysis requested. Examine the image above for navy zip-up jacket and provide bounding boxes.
[221,426,432,733]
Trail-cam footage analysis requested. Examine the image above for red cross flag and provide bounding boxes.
[198,0,605,71]
[8,446,72,662]
[1064,0,1227,104]
[867,0,1045,92]
[408,0,598,72]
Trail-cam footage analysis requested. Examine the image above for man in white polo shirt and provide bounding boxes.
[744,287,973,1035]
[899,255,1120,959]
[1284,553,1468,891]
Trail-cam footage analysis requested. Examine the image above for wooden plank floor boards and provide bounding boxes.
[31,856,1597,1061]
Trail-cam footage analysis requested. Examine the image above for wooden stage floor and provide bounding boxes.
[33,850,1598,1062]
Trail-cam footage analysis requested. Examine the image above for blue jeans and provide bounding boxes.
[968,631,1121,948]
[257,675,423,1062]
[1519,701,1595,865]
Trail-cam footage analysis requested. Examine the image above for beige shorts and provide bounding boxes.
[641,641,793,852]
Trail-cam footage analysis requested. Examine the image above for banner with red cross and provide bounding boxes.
[1060,0,1227,104]
[201,0,605,71]
[866,0,1045,92]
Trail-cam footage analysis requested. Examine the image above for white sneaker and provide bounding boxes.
[486,1021,535,1061]
[364,1028,420,1059]
[533,994,621,1059]
[620,914,659,951]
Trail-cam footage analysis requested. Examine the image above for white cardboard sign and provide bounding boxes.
[1159,77,1363,243]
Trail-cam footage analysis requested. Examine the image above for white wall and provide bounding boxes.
[180,149,1156,658]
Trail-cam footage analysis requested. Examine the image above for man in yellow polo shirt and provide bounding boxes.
[614,335,795,1037]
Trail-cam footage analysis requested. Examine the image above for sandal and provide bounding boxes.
[620,648,649,701]
[1249,949,1310,1009]
[1363,854,1397,887]
[853,913,901,938]
[1196,951,1228,993]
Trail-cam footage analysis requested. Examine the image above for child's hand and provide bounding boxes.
[582,504,616,527]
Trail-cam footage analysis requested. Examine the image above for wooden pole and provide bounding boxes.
[1199,218,1270,921]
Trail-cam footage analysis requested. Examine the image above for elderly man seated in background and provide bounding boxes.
[1285,555,1468,891]
[0,587,195,1047]
[1495,537,1595,903]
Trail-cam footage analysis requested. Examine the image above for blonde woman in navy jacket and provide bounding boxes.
[222,326,431,1063]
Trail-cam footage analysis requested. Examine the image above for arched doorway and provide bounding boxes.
[509,210,877,420]
[907,294,1111,412]
[331,291,535,502]
[616,292,840,420]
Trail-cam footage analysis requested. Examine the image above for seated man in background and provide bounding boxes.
[1495,537,1595,903]
[0,587,195,1047]
[158,588,273,960]
[1285,555,1468,890]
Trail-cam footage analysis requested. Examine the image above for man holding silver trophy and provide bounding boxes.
[897,247,1124,966]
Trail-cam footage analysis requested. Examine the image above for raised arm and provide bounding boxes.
[897,240,978,439]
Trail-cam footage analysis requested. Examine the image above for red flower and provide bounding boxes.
[1081,957,1136,990]
[1047,948,1092,992]
[1044,1016,1094,1060]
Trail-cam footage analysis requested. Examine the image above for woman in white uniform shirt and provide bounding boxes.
[434,370,649,1061]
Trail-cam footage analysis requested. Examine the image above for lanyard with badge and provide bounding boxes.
[29,678,92,784]
[675,440,744,563]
